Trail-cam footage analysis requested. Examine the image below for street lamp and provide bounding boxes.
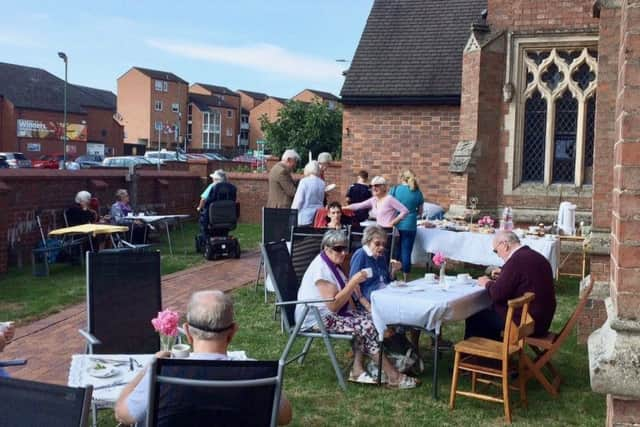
[58,51,68,169]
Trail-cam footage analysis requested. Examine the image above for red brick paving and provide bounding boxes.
[2,250,260,385]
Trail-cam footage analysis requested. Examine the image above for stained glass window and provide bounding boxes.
[584,95,596,184]
[553,91,578,183]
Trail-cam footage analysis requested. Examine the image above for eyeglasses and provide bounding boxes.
[372,184,384,188]
[492,241,506,254]
[330,245,349,254]
[372,241,385,248]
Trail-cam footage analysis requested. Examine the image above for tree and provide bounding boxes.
[259,100,342,159]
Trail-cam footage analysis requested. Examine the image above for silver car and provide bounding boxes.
[0,152,32,168]
[102,156,152,168]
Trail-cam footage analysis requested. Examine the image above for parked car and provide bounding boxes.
[102,156,152,168]
[74,154,104,169]
[32,153,65,169]
[232,154,261,168]
[0,152,32,168]
[144,149,184,164]
[0,155,9,169]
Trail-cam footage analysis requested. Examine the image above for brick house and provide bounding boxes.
[238,90,269,151]
[187,93,238,152]
[248,96,288,151]
[342,0,640,423]
[189,84,241,151]
[292,88,341,110]
[0,62,123,159]
[117,67,188,152]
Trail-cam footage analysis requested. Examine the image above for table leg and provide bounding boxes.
[166,221,173,255]
[432,332,439,400]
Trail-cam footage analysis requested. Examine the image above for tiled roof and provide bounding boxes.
[270,96,288,105]
[188,93,236,111]
[0,62,116,114]
[131,66,188,84]
[237,89,269,101]
[340,0,487,105]
[192,83,238,97]
[303,89,340,102]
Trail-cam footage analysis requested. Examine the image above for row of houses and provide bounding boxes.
[116,66,340,155]
[0,61,339,159]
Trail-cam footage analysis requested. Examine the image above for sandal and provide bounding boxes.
[348,371,377,385]
[387,374,420,389]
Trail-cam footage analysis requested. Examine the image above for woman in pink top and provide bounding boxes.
[345,176,408,228]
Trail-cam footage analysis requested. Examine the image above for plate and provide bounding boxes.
[388,281,408,288]
[325,183,337,192]
[88,365,119,378]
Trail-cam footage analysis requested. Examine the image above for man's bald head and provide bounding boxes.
[187,290,235,340]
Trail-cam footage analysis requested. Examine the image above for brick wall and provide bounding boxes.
[248,98,284,151]
[341,105,463,209]
[487,0,598,32]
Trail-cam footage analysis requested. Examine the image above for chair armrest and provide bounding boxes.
[275,297,334,307]
[0,359,27,367]
[78,329,101,345]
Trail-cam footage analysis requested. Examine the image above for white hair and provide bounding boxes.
[211,169,227,182]
[281,149,300,162]
[317,152,333,164]
[75,191,92,204]
[303,160,320,176]
[187,290,235,340]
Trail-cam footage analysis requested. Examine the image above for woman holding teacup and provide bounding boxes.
[296,229,417,388]
[349,225,402,303]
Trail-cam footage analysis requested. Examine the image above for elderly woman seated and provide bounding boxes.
[66,191,98,226]
[349,225,402,302]
[295,229,418,388]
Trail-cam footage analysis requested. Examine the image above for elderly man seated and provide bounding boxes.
[115,290,292,426]
[465,230,556,340]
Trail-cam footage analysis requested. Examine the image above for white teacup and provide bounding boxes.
[424,273,436,282]
[457,273,471,283]
[171,344,191,358]
[127,212,133,217]
[363,267,373,278]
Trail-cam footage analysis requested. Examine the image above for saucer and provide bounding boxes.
[389,281,408,288]
[88,365,119,378]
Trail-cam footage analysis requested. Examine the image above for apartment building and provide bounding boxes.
[187,93,241,151]
[117,67,188,151]
[237,90,269,150]
[189,84,241,149]
[292,88,341,110]
[248,96,288,151]
[0,62,123,159]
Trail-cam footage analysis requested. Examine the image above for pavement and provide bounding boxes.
[2,250,260,385]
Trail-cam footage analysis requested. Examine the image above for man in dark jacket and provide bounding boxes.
[465,231,556,340]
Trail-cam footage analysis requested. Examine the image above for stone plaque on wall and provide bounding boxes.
[448,140,477,173]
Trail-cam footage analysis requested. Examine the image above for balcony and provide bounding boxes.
[238,137,249,146]
[240,122,249,130]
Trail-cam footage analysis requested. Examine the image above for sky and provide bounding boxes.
[1,0,374,99]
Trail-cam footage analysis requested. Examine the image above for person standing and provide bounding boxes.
[291,161,325,226]
[267,149,300,209]
[390,170,424,282]
[345,176,408,229]
[345,170,372,224]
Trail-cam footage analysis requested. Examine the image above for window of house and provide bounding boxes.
[154,80,163,91]
[227,110,233,118]
[241,115,248,124]
[202,110,221,149]
[172,103,180,113]
[154,100,163,111]
[154,120,163,131]
[163,81,169,92]
[226,128,233,137]
[516,45,597,187]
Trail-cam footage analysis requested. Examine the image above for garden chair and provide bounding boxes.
[261,240,353,391]
[0,376,92,427]
[255,207,298,302]
[146,358,284,427]
[289,226,328,285]
[449,292,536,425]
[522,279,595,396]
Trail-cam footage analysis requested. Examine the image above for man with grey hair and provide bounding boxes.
[115,290,292,425]
[267,149,300,208]
[465,230,556,340]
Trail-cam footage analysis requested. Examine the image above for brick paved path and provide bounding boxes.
[2,250,260,385]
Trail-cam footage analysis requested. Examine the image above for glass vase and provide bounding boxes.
[160,334,176,352]
[439,262,447,286]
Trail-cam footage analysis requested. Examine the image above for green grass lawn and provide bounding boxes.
[0,221,261,324]
[96,272,604,426]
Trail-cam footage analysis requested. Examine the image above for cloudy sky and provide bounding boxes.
[1,0,373,98]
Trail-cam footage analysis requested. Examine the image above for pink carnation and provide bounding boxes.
[151,309,180,337]
[432,252,446,267]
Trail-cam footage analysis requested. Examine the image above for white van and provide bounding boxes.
[144,149,179,164]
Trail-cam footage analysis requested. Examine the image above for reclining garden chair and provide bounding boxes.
[261,240,353,390]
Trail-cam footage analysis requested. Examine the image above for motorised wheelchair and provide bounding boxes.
[195,182,241,260]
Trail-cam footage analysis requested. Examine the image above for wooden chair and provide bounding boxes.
[522,279,595,396]
[449,292,536,425]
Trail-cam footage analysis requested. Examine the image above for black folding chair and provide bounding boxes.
[262,240,353,390]
[289,226,328,285]
[146,358,284,427]
[79,250,162,425]
[0,376,92,427]
[255,207,298,302]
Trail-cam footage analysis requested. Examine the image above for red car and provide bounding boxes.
[32,153,65,169]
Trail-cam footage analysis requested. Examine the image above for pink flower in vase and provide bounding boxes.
[432,252,446,267]
[151,309,180,337]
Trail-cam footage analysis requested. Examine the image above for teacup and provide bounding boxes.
[171,344,191,358]
[424,273,436,282]
[127,212,133,217]
[457,273,471,283]
[363,267,373,278]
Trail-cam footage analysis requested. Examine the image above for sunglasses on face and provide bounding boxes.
[330,245,349,254]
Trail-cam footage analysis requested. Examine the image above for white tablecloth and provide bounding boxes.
[411,227,560,275]
[127,214,191,223]
[370,278,492,336]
